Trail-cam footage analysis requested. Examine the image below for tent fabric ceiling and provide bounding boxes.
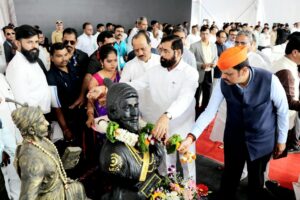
[191,0,300,27]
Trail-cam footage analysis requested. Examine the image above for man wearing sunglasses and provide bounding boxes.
[62,28,89,109]
[2,25,16,64]
[51,20,64,44]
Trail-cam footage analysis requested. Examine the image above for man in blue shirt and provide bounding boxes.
[113,25,127,70]
[178,46,289,199]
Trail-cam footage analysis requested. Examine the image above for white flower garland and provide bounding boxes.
[95,119,138,146]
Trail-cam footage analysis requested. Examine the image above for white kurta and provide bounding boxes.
[0,36,6,74]
[272,56,299,130]
[120,53,160,120]
[186,33,200,47]
[76,33,98,56]
[38,45,50,71]
[0,74,22,200]
[129,59,199,180]
[5,51,51,114]
[126,28,156,53]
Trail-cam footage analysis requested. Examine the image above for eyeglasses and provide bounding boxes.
[235,41,248,46]
[63,40,76,45]
[56,21,63,24]
[6,32,15,36]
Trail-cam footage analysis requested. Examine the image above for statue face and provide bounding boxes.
[117,97,139,133]
[34,115,49,137]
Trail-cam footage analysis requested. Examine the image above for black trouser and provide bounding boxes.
[287,127,299,149]
[219,141,272,200]
[0,170,9,200]
[195,71,213,118]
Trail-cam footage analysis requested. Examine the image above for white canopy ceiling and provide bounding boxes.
[191,0,300,27]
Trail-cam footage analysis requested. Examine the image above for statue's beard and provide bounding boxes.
[119,119,139,133]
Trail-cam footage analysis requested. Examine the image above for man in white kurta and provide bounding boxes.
[5,25,51,114]
[128,35,199,181]
[120,31,160,121]
[6,51,51,114]
[76,23,97,56]
[126,17,155,52]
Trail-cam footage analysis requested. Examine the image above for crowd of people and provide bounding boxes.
[0,17,300,199]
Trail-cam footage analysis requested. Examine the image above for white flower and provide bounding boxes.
[166,191,180,200]
[115,129,138,146]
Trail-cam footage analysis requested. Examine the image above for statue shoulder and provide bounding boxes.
[18,151,45,178]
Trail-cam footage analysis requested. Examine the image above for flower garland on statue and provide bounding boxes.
[95,119,197,161]
[95,119,157,153]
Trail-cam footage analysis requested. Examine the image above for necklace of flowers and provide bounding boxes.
[96,119,157,153]
[97,119,196,162]
[25,137,69,189]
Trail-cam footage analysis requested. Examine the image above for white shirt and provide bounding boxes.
[129,59,199,136]
[38,45,50,71]
[291,27,300,33]
[258,33,271,47]
[271,43,287,62]
[151,30,163,48]
[126,28,155,52]
[209,35,216,43]
[126,27,139,52]
[76,33,98,56]
[182,47,197,69]
[0,36,6,73]
[6,51,51,114]
[94,31,100,45]
[120,53,160,119]
[248,51,271,71]
[187,33,200,47]
[272,56,299,129]
[0,74,22,144]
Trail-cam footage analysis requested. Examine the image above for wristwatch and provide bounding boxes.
[164,112,172,120]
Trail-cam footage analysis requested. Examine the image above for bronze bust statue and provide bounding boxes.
[99,78,164,200]
[11,106,87,200]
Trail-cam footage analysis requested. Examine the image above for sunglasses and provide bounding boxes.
[6,32,15,36]
[63,40,76,45]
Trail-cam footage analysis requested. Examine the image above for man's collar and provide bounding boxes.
[285,55,298,67]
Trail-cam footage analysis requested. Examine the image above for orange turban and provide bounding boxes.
[217,46,248,70]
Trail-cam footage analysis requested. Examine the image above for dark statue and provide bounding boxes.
[99,78,164,200]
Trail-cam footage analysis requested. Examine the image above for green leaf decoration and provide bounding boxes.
[166,134,182,154]
[106,121,119,143]
[138,132,149,153]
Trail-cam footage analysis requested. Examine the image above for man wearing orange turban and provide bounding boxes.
[179,46,289,199]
